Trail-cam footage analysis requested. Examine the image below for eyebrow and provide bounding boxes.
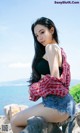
[35,29,44,36]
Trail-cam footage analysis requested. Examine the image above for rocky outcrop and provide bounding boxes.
[0,103,80,133]
[0,104,28,133]
[4,104,28,121]
[20,116,63,133]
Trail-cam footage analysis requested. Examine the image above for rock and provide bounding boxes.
[0,115,12,133]
[72,112,80,133]
[20,114,80,133]
[0,104,28,133]
[76,112,80,127]
[1,103,80,133]
[76,103,80,113]
[4,104,28,121]
[20,116,62,133]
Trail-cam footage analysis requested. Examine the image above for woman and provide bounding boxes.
[11,17,75,133]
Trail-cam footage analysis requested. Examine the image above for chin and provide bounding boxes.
[42,43,48,46]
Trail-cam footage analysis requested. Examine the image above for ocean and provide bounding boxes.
[0,85,41,115]
[0,79,80,115]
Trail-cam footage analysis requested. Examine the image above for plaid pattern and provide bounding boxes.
[29,48,71,101]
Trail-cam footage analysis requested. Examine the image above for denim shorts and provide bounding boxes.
[42,93,75,117]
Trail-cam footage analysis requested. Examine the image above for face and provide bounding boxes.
[34,24,54,46]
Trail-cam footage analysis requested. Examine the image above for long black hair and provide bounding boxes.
[29,17,59,85]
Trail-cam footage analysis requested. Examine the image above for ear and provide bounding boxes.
[50,27,54,34]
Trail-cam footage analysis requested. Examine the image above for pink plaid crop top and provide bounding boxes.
[29,48,71,101]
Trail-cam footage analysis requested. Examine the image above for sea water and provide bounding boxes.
[0,79,79,115]
[0,85,41,115]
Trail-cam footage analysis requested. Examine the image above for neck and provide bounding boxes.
[50,39,57,45]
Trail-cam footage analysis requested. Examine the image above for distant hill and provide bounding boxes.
[0,79,29,86]
[0,78,80,87]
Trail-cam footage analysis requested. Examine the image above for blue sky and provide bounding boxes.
[0,0,80,82]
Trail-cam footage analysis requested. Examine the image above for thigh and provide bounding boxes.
[11,103,69,126]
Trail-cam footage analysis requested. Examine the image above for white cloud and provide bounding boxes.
[8,62,31,68]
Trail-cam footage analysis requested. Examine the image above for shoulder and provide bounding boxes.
[45,44,61,55]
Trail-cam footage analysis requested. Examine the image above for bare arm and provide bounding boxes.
[45,44,62,78]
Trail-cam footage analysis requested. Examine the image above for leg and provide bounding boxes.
[11,103,69,133]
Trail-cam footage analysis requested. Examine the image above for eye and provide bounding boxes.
[35,30,45,38]
[41,31,44,34]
